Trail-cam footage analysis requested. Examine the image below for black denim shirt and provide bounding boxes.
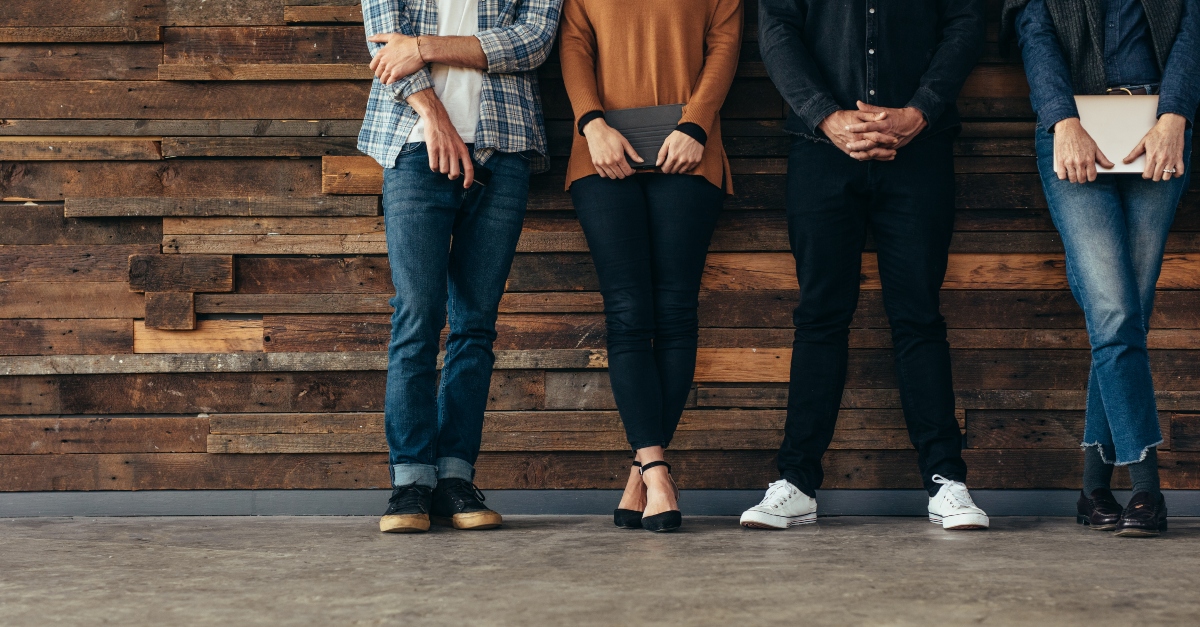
[759,0,986,140]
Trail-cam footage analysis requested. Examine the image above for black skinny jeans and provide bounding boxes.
[571,173,724,450]
[781,132,967,497]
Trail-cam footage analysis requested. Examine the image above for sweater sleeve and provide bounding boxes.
[558,0,605,129]
[1014,0,1080,132]
[677,0,744,135]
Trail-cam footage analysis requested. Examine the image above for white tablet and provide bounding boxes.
[1074,95,1159,174]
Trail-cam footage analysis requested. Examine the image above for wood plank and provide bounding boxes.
[0,119,362,136]
[0,137,161,160]
[197,292,395,314]
[0,244,158,281]
[162,136,361,157]
[134,319,264,353]
[67,195,377,217]
[0,26,162,43]
[158,63,372,80]
[163,216,384,234]
[0,416,208,454]
[0,281,144,318]
[162,0,286,26]
[166,233,384,254]
[128,254,234,292]
[1171,414,1200,452]
[161,26,369,64]
[967,410,1173,450]
[0,203,161,245]
[0,319,132,356]
[0,81,370,119]
[322,155,379,194]
[0,44,161,80]
[284,5,363,23]
[4,159,325,202]
[0,1,165,28]
[144,291,195,330]
[0,370,543,415]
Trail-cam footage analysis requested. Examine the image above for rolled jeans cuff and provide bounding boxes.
[436,457,475,482]
[391,463,437,489]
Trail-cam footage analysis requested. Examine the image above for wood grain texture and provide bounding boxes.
[0,118,362,136]
[134,319,264,353]
[0,44,162,80]
[0,282,144,318]
[128,254,234,292]
[0,244,158,281]
[0,416,208,454]
[0,319,133,356]
[143,291,195,330]
[68,195,377,217]
[158,63,372,80]
[0,26,162,43]
[0,137,162,160]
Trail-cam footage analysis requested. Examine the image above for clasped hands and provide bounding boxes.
[820,101,928,161]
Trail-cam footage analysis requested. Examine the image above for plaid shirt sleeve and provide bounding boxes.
[475,0,563,73]
[361,0,433,101]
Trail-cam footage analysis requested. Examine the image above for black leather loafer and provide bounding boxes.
[1076,488,1123,531]
[1114,491,1167,538]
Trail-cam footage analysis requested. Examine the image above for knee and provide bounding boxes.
[792,302,855,342]
[603,294,655,348]
[1085,299,1147,349]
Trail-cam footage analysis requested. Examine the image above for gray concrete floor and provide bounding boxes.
[1,516,1198,626]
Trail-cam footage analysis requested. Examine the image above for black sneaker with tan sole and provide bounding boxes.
[379,483,433,533]
[431,478,503,530]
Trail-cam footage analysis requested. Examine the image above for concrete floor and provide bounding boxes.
[1,517,1198,626]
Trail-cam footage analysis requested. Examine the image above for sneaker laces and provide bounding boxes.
[757,479,799,511]
[932,474,976,510]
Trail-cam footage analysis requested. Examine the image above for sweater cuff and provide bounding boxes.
[577,110,605,136]
[674,123,708,146]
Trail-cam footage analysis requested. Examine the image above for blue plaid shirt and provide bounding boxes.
[358,0,562,173]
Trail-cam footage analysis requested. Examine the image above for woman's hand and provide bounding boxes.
[583,118,642,179]
[1053,118,1115,183]
[1124,112,1188,182]
[656,131,704,174]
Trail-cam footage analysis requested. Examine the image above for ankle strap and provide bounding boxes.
[631,460,641,467]
[639,460,670,475]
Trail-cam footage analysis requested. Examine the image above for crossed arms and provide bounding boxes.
[361,0,560,186]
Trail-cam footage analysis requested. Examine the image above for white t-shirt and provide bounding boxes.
[406,0,484,144]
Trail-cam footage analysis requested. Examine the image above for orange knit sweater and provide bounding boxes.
[559,0,743,193]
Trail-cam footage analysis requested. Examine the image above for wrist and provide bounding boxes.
[414,35,429,65]
[1053,117,1082,133]
[1158,112,1188,129]
[582,117,609,137]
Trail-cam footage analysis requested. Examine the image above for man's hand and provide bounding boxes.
[583,118,641,179]
[656,131,704,174]
[407,89,474,188]
[1053,118,1114,184]
[820,109,898,161]
[1124,112,1188,182]
[845,101,928,152]
[368,33,424,85]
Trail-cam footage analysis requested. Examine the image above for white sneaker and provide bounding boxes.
[739,479,817,529]
[928,474,989,530]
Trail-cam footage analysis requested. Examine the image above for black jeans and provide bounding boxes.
[571,174,724,450]
[780,132,967,497]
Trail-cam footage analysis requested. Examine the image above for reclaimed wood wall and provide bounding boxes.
[3,0,1199,492]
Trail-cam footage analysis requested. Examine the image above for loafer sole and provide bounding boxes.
[1115,526,1164,538]
[379,514,430,533]
[431,511,503,530]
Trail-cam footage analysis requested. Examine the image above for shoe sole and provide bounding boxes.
[740,511,816,530]
[431,511,503,530]
[1114,521,1167,538]
[1075,515,1117,531]
[379,514,430,533]
[929,513,989,530]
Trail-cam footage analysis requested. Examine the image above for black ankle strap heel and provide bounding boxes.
[613,461,644,529]
[639,461,682,533]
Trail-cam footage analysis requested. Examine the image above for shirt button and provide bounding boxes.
[869,7,875,13]
[869,90,876,95]
[868,49,875,54]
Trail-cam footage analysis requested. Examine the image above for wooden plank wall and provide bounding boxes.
[3,0,1200,492]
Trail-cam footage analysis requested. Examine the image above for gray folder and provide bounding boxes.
[604,104,684,169]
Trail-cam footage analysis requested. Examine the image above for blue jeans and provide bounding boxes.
[383,144,529,488]
[1035,127,1192,465]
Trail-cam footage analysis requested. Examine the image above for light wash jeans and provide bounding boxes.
[1035,126,1192,465]
[382,143,529,488]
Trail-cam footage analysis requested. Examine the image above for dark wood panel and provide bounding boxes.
[0,282,144,318]
[0,416,207,454]
[2,159,324,201]
[162,26,369,63]
[0,81,370,118]
[0,319,133,355]
[128,254,234,292]
[0,244,158,281]
[0,204,161,244]
[0,44,162,80]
